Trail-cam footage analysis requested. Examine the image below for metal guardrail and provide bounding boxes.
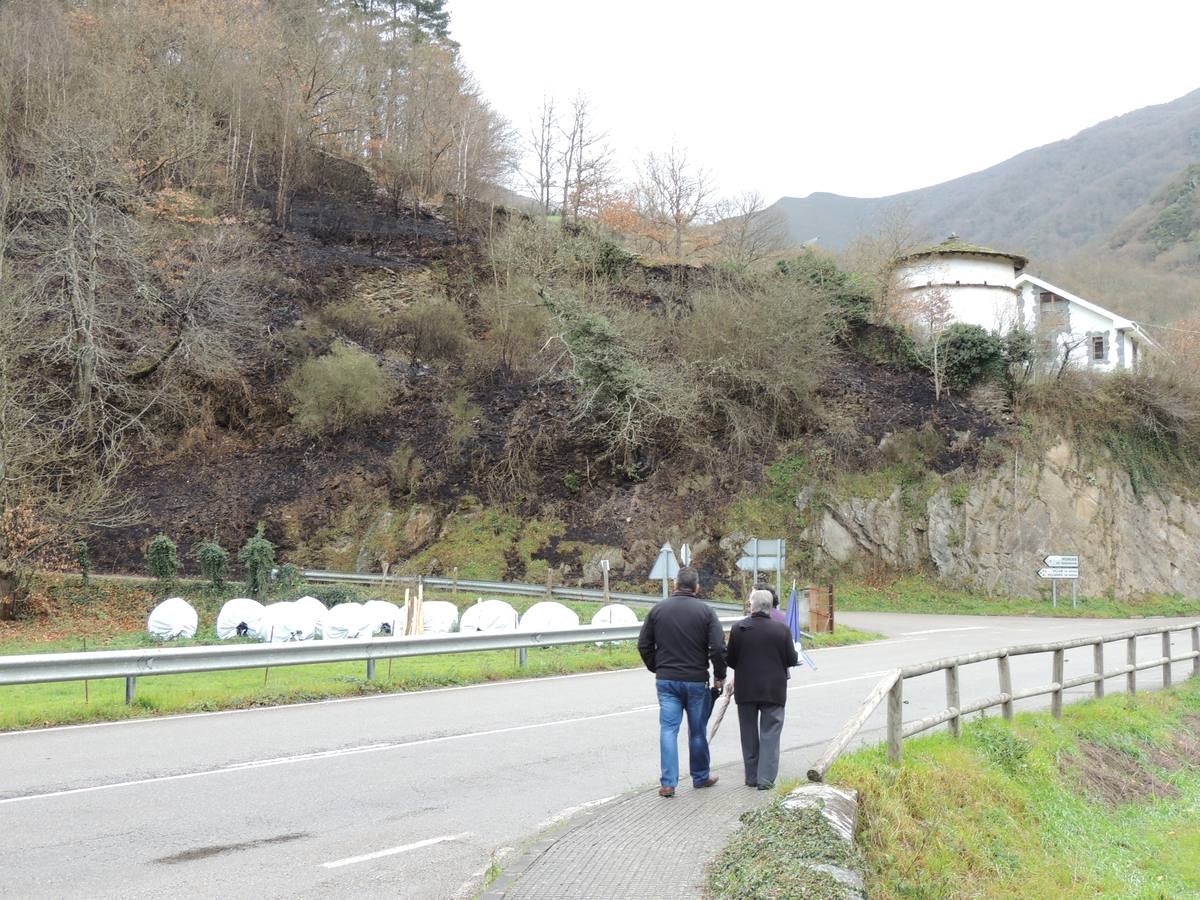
[807,619,1200,782]
[0,617,742,704]
[301,569,745,613]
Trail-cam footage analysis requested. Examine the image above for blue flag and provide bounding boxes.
[785,586,802,642]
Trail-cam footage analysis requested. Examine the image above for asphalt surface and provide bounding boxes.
[1,611,1195,899]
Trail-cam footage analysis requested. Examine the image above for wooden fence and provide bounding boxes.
[807,620,1200,782]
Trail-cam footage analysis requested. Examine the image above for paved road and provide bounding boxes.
[1,612,1194,899]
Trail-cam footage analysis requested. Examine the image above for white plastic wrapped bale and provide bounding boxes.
[420,600,459,633]
[256,601,318,642]
[216,597,265,640]
[146,597,199,640]
[589,603,638,646]
[293,595,328,625]
[361,599,404,636]
[519,601,580,632]
[321,602,375,640]
[459,598,519,633]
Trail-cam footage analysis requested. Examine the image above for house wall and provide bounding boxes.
[1017,282,1128,371]
[896,254,1023,332]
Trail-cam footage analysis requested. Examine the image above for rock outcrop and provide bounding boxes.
[808,441,1200,598]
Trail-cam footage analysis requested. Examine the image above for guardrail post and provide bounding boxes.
[452,567,459,597]
[1093,640,1104,699]
[998,654,1013,721]
[1193,626,1200,678]
[125,676,136,705]
[518,647,528,668]
[1162,631,1172,688]
[366,658,376,681]
[544,568,553,598]
[887,677,903,765]
[945,664,961,738]
[1051,649,1064,718]
[1127,637,1137,694]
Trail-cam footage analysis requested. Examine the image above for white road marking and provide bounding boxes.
[810,637,923,651]
[790,671,889,691]
[321,832,472,869]
[528,794,618,834]
[900,626,990,636]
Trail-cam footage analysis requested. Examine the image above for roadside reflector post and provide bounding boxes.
[1162,631,1172,688]
[1127,636,1137,694]
[125,676,136,705]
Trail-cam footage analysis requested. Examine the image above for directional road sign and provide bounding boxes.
[736,556,781,571]
[679,543,692,566]
[1038,567,1079,580]
[1044,555,1079,568]
[742,538,784,557]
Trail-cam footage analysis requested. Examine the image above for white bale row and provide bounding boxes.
[150,595,638,643]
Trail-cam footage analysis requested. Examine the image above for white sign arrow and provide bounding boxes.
[679,543,692,566]
[1044,555,1079,568]
[1038,567,1079,580]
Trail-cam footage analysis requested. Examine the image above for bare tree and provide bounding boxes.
[524,97,557,214]
[636,145,712,261]
[710,191,791,268]
[844,202,926,323]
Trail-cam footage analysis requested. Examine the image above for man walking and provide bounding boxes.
[727,589,798,790]
[637,566,727,798]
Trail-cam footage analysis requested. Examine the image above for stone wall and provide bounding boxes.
[808,441,1200,598]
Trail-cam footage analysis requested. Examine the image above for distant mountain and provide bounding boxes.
[771,88,1200,264]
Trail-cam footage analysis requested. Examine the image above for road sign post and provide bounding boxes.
[1039,554,1080,609]
[600,558,610,604]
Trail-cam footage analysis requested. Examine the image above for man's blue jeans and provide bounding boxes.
[656,679,712,788]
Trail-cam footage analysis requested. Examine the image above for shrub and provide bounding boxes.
[936,324,1006,393]
[238,523,275,599]
[195,540,229,587]
[387,443,425,495]
[75,540,92,585]
[284,342,396,435]
[275,562,303,593]
[444,390,481,453]
[776,249,873,329]
[145,534,180,584]
[310,584,355,606]
[402,296,468,361]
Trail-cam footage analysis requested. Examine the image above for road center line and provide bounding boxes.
[900,626,989,636]
[321,832,472,869]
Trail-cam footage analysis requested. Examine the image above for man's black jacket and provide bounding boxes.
[726,611,798,706]
[637,590,727,683]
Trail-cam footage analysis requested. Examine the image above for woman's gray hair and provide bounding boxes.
[748,589,773,614]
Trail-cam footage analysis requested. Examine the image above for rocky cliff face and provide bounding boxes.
[809,441,1200,598]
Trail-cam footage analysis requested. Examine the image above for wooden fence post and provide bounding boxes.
[945,664,961,738]
[887,677,903,765]
[1127,636,1137,694]
[1162,631,1172,688]
[1051,649,1064,718]
[1093,640,1104,699]
[998,654,1013,721]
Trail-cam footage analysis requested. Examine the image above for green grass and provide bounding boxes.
[838,574,1200,619]
[828,677,1200,898]
[1,576,880,730]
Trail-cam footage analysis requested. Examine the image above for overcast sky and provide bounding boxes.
[449,0,1200,203]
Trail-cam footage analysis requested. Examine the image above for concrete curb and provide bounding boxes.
[780,783,866,898]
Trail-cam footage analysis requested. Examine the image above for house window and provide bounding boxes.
[1039,291,1068,330]
[1092,336,1105,361]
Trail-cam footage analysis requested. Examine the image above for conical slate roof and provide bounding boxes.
[898,233,1028,269]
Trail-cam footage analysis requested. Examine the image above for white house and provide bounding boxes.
[894,235,1154,371]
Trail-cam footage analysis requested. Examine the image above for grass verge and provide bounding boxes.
[828,676,1200,898]
[838,574,1200,619]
